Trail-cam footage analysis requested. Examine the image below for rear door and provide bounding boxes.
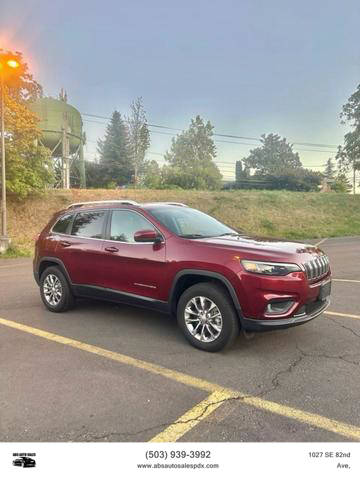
[55,209,108,286]
[100,209,167,300]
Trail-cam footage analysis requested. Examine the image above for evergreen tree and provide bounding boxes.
[332,173,352,193]
[324,158,336,180]
[163,115,222,190]
[97,111,132,186]
[322,157,352,192]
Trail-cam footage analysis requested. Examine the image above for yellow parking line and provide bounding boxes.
[150,390,232,442]
[0,317,222,393]
[240,396,360,441]
[1,317,360,441]
[325,311,360,320]
[333,278,360,284]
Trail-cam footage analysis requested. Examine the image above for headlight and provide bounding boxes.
[241,260,301,276]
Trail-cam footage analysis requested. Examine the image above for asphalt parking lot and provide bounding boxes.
[0,236,359,442]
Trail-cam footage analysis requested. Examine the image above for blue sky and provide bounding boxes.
[1,0,359,180]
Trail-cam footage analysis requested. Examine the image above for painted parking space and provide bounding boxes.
[1,316,360,442]
[0,236,359,442]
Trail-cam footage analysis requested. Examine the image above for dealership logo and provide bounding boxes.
[12,453,36,468]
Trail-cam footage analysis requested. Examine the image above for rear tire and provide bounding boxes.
[177,282,239,352]
[40,266,75,313]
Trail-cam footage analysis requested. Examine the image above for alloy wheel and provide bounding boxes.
[184,296,223,343]
[43,274,63,306]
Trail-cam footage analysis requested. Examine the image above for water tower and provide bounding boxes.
[30,90,86,188]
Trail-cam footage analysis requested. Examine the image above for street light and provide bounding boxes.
[0,55,20,253]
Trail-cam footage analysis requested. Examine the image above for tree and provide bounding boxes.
[142,160,162,188]
[83,160,105,188]
[242,133,302,175]
[163,115,222,190]
[238,133,322,191]
[337,84,360,191]
[235,160,250,182]
[331,173,352,193]
[97,110,132,187]
[0,49,42,102]
[127,97,150,185]
[262,166,322,191]
[324,158,336,180]
[321,157,352,193]
[0,49,53,197]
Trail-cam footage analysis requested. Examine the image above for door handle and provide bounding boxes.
[59,240,72,247]
[105,246,119,253]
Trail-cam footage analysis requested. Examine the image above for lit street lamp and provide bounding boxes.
[0,55,20,253]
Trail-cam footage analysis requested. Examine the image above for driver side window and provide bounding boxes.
[109,210,155,243]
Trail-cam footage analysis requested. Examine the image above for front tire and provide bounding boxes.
[40,266,75,313]
[177,282,239,352]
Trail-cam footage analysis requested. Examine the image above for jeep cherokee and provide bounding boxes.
[33,200,331,351]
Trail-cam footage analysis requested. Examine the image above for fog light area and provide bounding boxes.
[266,300,295,315]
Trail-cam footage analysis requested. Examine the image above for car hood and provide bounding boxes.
[193,234,323,259]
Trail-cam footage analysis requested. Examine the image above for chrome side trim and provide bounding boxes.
[52,232,162,245]
[134,283,157,289]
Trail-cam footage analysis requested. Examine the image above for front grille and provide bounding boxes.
[303,255,330,281]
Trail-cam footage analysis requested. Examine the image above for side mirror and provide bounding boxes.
[134,229,161,243]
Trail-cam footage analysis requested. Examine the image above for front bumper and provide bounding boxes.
[242,297,330,332]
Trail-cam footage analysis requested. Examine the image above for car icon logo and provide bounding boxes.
[12,456,36,468]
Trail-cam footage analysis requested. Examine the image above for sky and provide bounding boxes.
[0,0,359,181]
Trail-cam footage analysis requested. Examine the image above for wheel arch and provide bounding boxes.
[38,257,73,287]
[169,269,244,326]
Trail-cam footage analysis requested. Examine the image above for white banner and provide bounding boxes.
[0,442,359,479]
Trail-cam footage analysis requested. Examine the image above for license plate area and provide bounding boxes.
[319,281,331,301]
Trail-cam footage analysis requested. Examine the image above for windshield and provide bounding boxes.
[146,206,238,238]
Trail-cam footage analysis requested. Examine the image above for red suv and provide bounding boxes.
[33,200,331,351]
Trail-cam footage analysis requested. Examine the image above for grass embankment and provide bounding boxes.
[3,189,360,257]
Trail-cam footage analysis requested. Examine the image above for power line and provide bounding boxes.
[86,144,327,168]
[84,124,337,154]
[81,112,340,150]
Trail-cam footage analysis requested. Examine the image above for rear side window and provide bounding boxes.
[71,211,106,239]
[52,213,73,234]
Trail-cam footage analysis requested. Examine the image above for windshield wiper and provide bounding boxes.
[179,232,241,239]
[217,232,240,237]
[179,234,209,239]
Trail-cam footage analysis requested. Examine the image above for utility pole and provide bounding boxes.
[353,162,356,195]
[0,54,22,252]
[0,73,9,252]
[62,112,70,189]
[79,135,86,188]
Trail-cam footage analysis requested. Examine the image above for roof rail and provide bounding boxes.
[67,200,139,209]
[164,202,188,207]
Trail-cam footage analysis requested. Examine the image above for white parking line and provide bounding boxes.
[325,311,360,320]
[0,263,30,269]
[332,278,360,284]
[314,238,328,247]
